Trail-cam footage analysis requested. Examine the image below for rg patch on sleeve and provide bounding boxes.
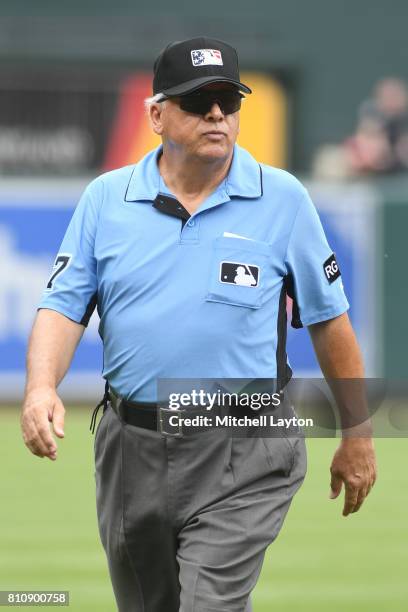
[323,253,341,284]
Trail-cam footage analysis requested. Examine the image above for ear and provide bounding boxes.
[149,103,165,136]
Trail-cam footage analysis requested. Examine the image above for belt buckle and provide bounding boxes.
[159,407,184,438]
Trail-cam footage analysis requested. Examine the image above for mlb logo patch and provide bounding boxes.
[191,49,223,67]
[220,261,259,287]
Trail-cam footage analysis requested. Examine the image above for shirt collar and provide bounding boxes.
[124,145,162,202]
[225,144,263,199]
[124,143,262,203]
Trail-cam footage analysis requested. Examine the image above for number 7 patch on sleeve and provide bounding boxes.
[45,253,72,290]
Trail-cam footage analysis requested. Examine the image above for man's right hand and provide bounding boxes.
[21,388,66,461]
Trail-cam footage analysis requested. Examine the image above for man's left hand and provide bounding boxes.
[329,437,377,516]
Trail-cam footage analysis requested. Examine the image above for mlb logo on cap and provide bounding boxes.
[191,49,223,67]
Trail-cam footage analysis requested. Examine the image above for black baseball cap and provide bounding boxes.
[153,37,252,97]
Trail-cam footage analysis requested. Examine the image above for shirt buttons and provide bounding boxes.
[187,219,195,227]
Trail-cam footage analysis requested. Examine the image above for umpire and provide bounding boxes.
[21,37,376,612]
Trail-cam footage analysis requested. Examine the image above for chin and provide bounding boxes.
[196,143,231,161]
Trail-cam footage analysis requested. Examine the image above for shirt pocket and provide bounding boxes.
[205,236,272,309]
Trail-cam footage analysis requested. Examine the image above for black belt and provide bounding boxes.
[90,383,283,438]
[118,402,219,437]
[111,390,259,438]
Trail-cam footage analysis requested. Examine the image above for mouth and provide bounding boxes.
[202,131,227,138]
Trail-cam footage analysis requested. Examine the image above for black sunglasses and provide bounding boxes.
[170,89,244,116]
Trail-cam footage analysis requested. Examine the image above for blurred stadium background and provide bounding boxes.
[0,1,407,610]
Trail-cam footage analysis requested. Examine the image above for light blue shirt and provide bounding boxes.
[39,144,349,401]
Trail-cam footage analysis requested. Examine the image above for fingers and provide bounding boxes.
[351,486,368,514]
[343,480,362,516]
[52,397,65,438]
[363,463,377,499]
[22,424,56,459]
[329,473,343,499]
[342,472,376,515]
[340,469,376,515]
[21,390,64,460]
[22,410,57,459]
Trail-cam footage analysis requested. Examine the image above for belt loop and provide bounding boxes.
[108,386,120,414]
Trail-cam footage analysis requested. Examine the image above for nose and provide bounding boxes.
[204,101,224,121]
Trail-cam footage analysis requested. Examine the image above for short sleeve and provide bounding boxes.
[285,188,349,327]
[38,178,102,326]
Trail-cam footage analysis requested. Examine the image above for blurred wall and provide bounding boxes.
[1,0,408,170]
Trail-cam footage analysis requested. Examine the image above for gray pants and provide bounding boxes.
[94,403,307,612]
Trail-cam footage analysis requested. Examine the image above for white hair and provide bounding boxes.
[144,93,167,113]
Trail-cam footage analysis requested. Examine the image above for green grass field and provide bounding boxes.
[1,406,407,611]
